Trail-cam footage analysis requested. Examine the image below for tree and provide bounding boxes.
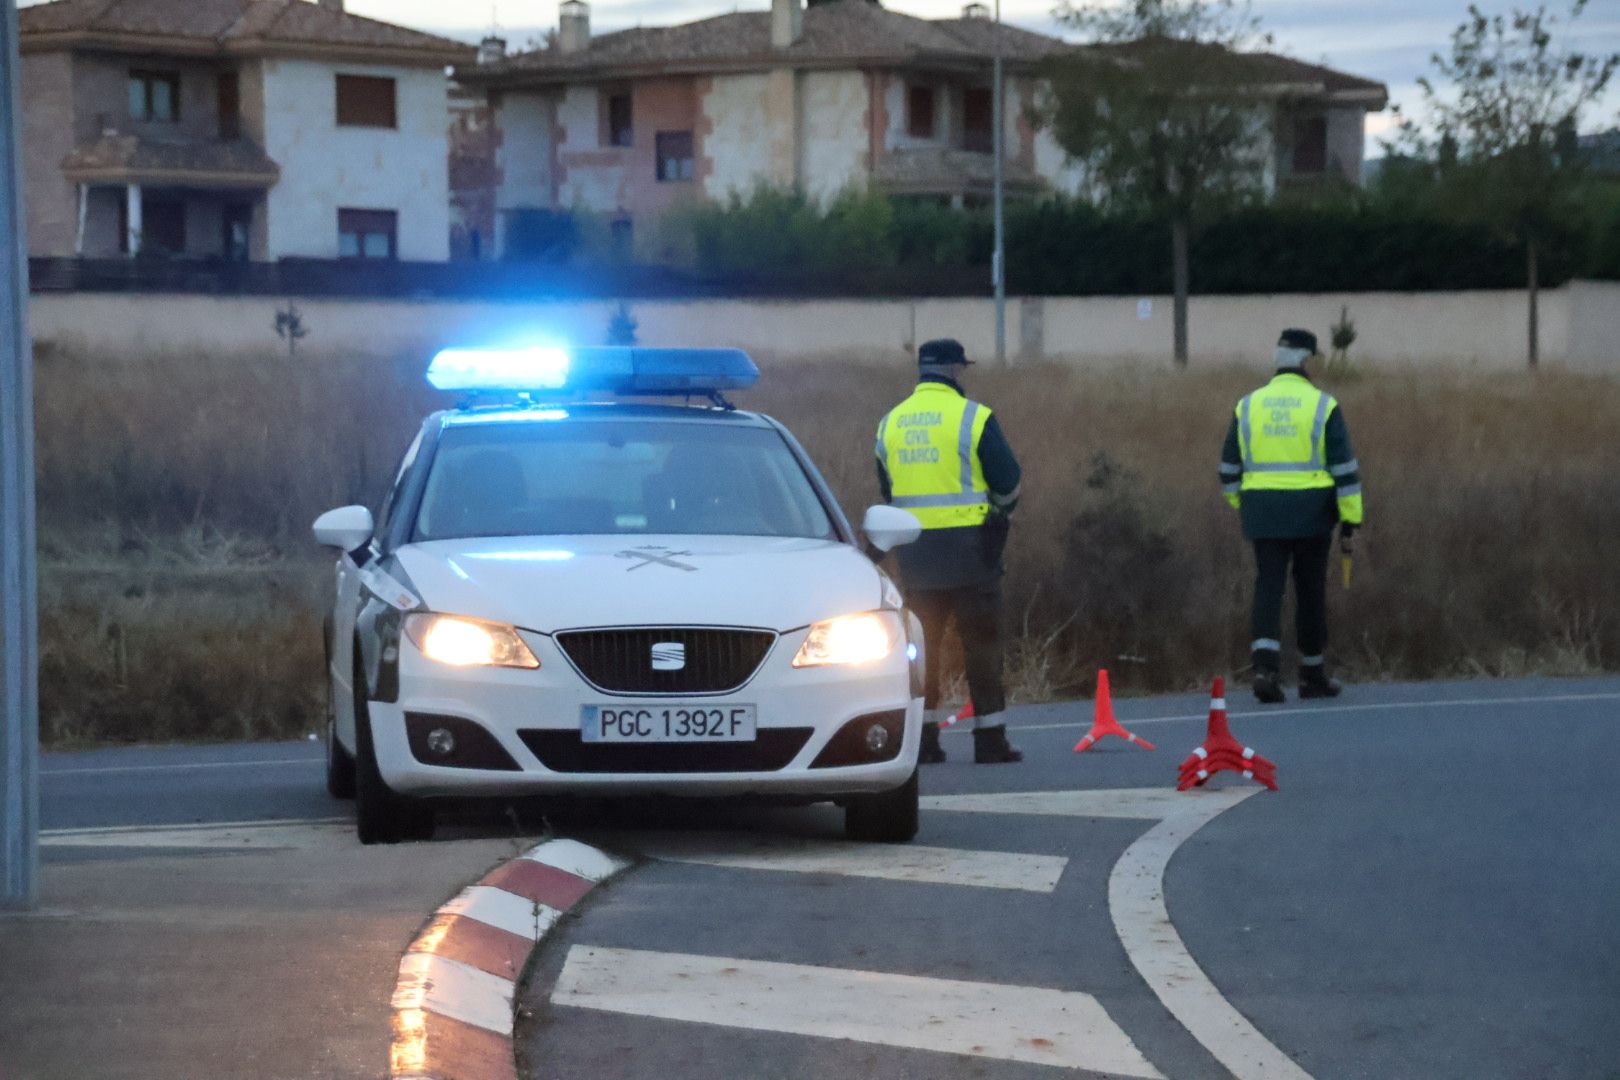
[1041,0,1274,365]
[1396,1,1617,367]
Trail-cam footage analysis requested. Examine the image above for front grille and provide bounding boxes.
[555,627,776,695]
[519,728,814,773]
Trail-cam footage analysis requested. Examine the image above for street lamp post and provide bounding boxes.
[991,0,1007,365]
[0,0,39,910]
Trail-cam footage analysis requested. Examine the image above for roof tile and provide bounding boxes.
[20,0,473,59]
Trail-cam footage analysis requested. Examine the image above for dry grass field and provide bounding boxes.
[31,344,1620,745]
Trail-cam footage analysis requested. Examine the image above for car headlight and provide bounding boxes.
[792,611,901,668]
[404,613,540,669]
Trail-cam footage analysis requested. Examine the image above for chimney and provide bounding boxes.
[771,0,803,50]
[962,2,990,18]
[317,0,344,12]
[558,0,590,54]
[478,35,507,64]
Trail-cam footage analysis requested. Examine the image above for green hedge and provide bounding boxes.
[669,188,1616,295]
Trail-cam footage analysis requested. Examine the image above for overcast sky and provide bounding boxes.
[23,0,1620,149]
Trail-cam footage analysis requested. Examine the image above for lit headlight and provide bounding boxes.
[792,611,902,668]
[404,613,540,669]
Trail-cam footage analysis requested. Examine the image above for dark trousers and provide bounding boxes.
[1251,534,1333,671]
[909,583,1006,720]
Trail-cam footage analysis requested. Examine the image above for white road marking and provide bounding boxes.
[640,833,1067,893]
[523,837,630,883]
[1110,790,1315,1080]
[40,818,350,849]
[439,885,561,941]
[922,787,1244,821]
[944,690,1620,736]
[393,952,515,1036]
[42,757,320,776]
[552,945,1164,1077]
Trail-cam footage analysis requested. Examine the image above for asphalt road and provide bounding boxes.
[32,675,1620,1080]
[513,676,1620,1080]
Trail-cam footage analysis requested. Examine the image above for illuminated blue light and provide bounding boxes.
[906,643,919,662]
[425,347,758,397]
[449,408,570,425]
[428,347,571,392]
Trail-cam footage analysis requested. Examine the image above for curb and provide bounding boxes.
[388,838,631,1080]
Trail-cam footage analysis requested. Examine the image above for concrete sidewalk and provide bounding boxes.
[0,822,520,1080]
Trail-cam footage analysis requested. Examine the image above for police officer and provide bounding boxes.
[1220,329,1364,704]
[877,339,1023,764]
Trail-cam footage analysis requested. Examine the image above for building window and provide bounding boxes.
[217,72,240,140]
[142,197,186,255]
[962,86,992,154]
[655,131,695,182]
[336,75,397,129]
[338,208,398,259]
[907,85,936,139]
[1292,114,1328,175]
[223,204,252,262]
[606,91,633,148]
[129,71,181,123]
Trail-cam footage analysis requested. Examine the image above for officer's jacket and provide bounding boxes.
[1219,368,1364,540]
[876,376,1021,590]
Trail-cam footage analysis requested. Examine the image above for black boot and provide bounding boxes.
[972,725,1023,764]
[1252,668,1285,705]
[1299,667,1343,699]
[918,721,946,765]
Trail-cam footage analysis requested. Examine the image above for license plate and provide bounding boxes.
[581,704,757,743]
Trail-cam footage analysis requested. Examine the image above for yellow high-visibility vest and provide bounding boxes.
[877,383,992,530]
[1236,373,1336,492]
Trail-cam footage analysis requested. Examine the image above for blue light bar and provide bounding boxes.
[426,347,758,397]
[427,347,574,392]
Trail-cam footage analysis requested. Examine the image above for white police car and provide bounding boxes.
[314,347,926,845]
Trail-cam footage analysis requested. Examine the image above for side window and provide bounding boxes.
[375,429,426,540]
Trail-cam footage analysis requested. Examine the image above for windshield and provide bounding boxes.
[414,417,837,541]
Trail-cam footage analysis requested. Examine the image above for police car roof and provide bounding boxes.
[440,401,775,429]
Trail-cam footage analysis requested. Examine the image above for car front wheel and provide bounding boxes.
[325,686,356,800]
[353,656,434,845]
[844,768,919,843]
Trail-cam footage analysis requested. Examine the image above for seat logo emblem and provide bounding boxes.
[651,642,686,671]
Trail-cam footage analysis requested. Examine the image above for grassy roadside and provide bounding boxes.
[32,347,1620,746]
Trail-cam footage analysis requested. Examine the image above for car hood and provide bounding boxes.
[393,535,886,633]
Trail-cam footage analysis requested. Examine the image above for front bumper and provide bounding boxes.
[372,626,922,799]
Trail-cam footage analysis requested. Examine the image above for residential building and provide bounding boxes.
[454,0,1388,259]
[20,0,472,263]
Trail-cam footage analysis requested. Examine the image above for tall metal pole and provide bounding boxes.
[991,0,1006,365]
[0,0,39,910]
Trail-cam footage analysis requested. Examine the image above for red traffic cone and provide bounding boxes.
[1073,670,1156,752]
[1177,677,1278,791]
[941,699,973,729]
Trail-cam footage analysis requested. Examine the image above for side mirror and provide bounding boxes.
[313,505,375,552]
[863,505,922,553]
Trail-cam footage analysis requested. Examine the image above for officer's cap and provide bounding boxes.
[1277,328,1320,356]
[919,339,973,368]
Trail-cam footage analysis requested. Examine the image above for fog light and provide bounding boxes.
[426,728,456,757]
[865,724,890,753]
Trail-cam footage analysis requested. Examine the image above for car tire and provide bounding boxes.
[844,768,919,843]
[353,656,435,845]
[325,706,357,800]
[325,640,357,798]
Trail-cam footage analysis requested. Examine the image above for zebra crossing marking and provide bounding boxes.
[552,944,1164,1077]
[637,833,1068,892]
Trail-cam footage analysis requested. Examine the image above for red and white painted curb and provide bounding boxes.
[389,838,630,1080]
